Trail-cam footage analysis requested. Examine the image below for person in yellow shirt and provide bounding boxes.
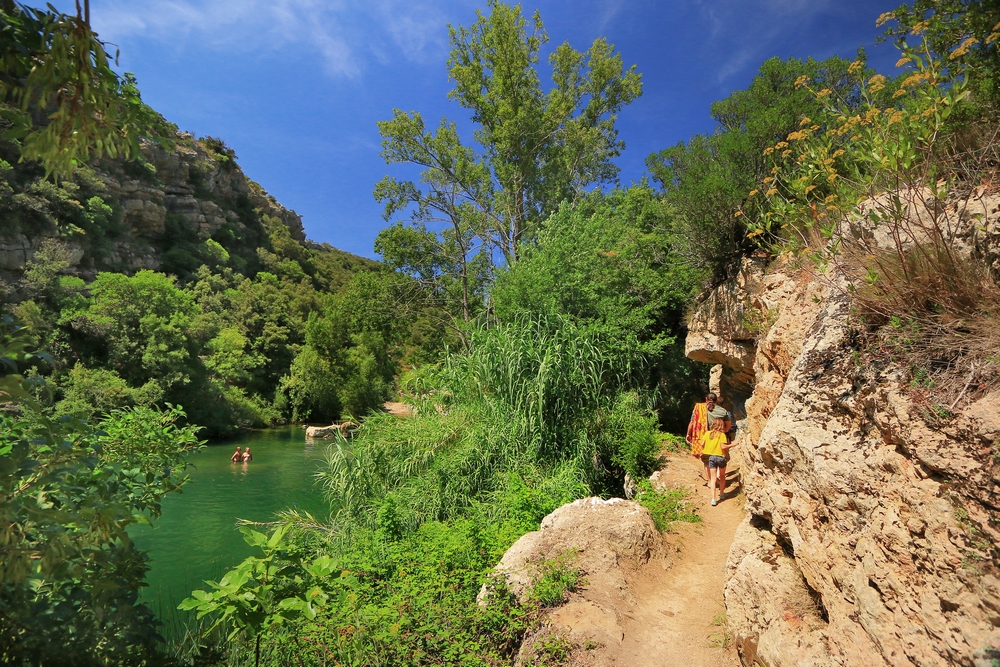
[698,418,734,506]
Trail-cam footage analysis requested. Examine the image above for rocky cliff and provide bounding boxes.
[0,132,357,296]
[687,201,1000,664]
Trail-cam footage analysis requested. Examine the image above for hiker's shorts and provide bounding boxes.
[707,455,727,469]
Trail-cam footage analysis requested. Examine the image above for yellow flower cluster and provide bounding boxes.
[832,149,845,158]
[950,37,979,60]
[848,60,864,74]
[748,189,758,197]
[816,88,833,98]
[986,32,1000,46]
[775,141,789,149]
[875,11,895,28]
[766,188,778,197]
[824,194,837,203]
[895,56,910,68]
[734,210,744,217]
[893,88,909,98]
[909,21,928,36]
[794,75,809,89]
[781,149,793,158]
[868,74,887,93]
[762,176,775,184]
[763,146,774,156]
[888,111,904,124]
[900,72,929,88]
[799,117,812,126]
[786,130,809,141]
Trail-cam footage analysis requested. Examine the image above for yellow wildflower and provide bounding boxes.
[787,131,808,141]
[828,173,838,183]
[782,150,793,158]
[823,158,835,166]
[950,37,979,59]
[994,21,1000,31]
[848,60,864,74]
[816,88,833,98]
[893,88,908,98]
[888,111,903,125]
[875,11,895,28]
[896,56,910,68]
[986,32,1000,46]
[824,194,837,203]
[794,75,809,89]
[763,176,774,184]
[748,189,759,197]
[810,124,820,131]
[734,210,744,217]
[766,188,778,197]
[771,166,779,174]
[805,184,817,194]
[775,141,789,149]
[910,21,928,36]
[800,117,812,126]
[832,149,845,158]
[901,73,927,88]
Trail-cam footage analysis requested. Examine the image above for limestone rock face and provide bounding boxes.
[487,497,667,651]
[0,133,308,289]
[688,261,1000,666]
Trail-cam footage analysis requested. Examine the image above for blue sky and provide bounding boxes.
[64,0,899,259]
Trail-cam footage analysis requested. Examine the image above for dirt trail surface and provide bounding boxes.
[516,450,747,667]
[620,451,746,667]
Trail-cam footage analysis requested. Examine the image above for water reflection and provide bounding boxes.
[131,427,329,607]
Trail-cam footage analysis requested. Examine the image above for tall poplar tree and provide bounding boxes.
[374,0,642,324]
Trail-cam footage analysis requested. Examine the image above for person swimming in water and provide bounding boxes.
[242,447,252,463]
[231,446,242,462]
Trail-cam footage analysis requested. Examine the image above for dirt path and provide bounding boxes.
[601,451,745,667]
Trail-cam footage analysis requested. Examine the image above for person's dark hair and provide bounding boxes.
[706,392,718,402]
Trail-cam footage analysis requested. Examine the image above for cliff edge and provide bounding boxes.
[687,213,1000,665]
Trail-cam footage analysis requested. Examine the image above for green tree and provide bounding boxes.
[374,0,642,324]
[646,54,870,282]
[0,2,165,178]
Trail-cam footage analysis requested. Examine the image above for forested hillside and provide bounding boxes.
[0,108,420,436]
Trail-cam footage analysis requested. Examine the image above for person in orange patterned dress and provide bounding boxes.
[686,400,708,482]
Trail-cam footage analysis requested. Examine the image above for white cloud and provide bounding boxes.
[87,0,469,78]
[688,0,838,83]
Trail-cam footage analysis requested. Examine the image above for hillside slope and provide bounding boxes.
[0,131,375,297]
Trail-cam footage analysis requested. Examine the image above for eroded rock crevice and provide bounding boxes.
[688,254,1000,666]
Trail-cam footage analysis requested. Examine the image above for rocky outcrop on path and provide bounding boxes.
[688,248,1000,665]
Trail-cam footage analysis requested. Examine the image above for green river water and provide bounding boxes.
[130,427,330,610]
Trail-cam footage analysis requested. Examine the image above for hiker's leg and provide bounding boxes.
[718,466,727,498]
[709,467,719,502]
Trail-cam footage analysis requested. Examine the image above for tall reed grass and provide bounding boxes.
[318,315,657,534]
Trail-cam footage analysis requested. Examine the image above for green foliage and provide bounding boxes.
[529,553,582,607]
[374,0,642,326]
[646,53,880,282]
[0,3,168,178]
[490,186,706,430]
[880,1,1000,108]
[0,323,203,665]
[635,479,701,532]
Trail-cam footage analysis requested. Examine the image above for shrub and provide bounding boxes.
[635,479,701,532]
